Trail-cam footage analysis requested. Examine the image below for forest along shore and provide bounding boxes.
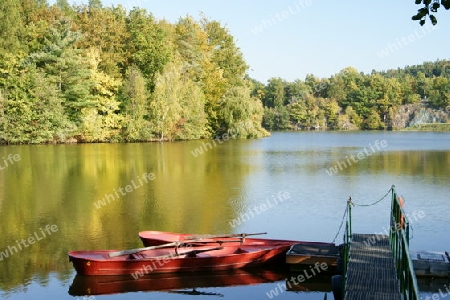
[0,2,449,145]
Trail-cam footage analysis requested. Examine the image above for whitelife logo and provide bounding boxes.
[0,225,59,261]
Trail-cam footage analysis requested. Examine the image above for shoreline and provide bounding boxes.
[0,126,449,146]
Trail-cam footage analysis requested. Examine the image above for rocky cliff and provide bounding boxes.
[391,102,449,130]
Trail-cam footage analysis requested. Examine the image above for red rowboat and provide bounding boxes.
[68,243,292,276]
[138,230,331,249]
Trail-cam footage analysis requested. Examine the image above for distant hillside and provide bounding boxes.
[254,59,450,131]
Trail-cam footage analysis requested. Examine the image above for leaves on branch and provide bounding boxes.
[412,0,450,25]
[442,0,450,9]
[431,2,440,11]
[430,14,438,24]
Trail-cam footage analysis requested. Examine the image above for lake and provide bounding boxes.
[0,131,449,299]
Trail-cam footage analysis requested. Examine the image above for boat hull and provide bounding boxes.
[68,245,291,276]
[138,230,333,249]
[285,243,340,270]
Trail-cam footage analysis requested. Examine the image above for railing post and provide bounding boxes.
[343,220,349,299]
[405,222,410,246]
[389,185,420,300]
[341,197,353,300]
[347,197,352,237]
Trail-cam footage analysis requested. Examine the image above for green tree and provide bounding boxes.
[322,98,341,129]
[148,60,185,141]
[55,0,74,17]
[121,65,151,141]
[364,111,385,130]
[263,78,286,108]
[174,16,208,82]
[288,100,308,129]
[285,79,311,105]
[126,8,172,89]
[201,18,248,86]
[176,79,209,140]
[337,106,361,130]
[416,71,431,99]
[88,0,102,9]
[149,55,209,140]
[401,74,421,104]
[217,84,268,138]
[428,77,450,109]
[0,63,73,144]
[79,48,123,142]
[75,4,128,78]
[0,0,25,54]
[28,17,93,127]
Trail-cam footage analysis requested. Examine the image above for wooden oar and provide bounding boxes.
[154,246,224,259]
[108,241,191,257]
[184,232,267,240]
[188,239,243,246]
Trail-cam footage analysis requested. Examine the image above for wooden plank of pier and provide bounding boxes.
[344,233,402,300]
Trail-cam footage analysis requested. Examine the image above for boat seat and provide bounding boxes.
[127,253,146,260]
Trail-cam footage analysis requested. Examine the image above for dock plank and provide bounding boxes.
[344,233,401,300]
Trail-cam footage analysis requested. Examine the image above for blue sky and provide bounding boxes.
[61,0,449,83]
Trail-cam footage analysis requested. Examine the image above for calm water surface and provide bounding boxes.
[0,131,449,299]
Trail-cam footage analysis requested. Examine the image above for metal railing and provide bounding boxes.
[389,185,420,300]
[342,198,352,299]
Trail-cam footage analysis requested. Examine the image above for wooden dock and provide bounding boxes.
[344,233,402,300]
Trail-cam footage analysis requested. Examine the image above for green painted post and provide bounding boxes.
[348,198,352,237]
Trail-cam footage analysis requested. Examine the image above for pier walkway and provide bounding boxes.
[340,186,420,300]
[344,233,401,300]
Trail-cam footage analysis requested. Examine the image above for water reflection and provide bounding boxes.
[0,132,449,299]
[68,268,290,296]
[68,267,338,298]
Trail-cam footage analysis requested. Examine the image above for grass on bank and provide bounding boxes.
[402,123,450,132]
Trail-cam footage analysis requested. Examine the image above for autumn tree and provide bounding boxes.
[79,49,123,142]
[0,0,25,55]
[126,8,171,89]
[120,65,151,141]
[74,4,129,78]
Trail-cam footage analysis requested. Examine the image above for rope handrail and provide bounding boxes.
[331,186,392,243]
[350,186,393,207]
[331,203,349,244]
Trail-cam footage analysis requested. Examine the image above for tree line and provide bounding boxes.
[0,1,449,144]
[0,0,268,144]
[256,60,450,131]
